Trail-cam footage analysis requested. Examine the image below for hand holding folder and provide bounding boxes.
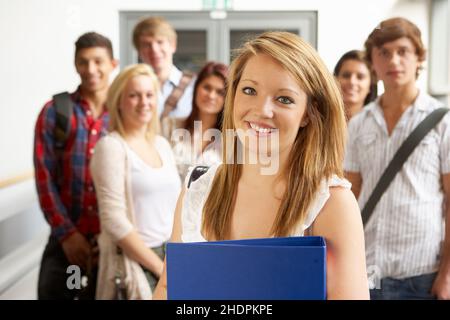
[167,236,326,300]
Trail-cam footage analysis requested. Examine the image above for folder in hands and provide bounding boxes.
[166,236,326,300]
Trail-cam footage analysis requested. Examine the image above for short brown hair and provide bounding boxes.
[132,16,177,50]
[75,32,114,59]
[364,17,426,65]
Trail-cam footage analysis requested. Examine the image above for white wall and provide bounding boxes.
[0,0,431,181]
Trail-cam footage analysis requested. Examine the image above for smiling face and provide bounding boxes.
[119,74,157,131]
[371,37,420,89]
[137,35,176,75]
[233,53,308,160]
[75,47,117,95]
[336,59,371,108]
[196,75,225,116]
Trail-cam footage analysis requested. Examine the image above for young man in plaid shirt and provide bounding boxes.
[34,32,118,299]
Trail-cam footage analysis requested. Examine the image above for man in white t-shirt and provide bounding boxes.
[132,16,195,122]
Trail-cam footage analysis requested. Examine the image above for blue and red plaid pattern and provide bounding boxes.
[34,88,109,242]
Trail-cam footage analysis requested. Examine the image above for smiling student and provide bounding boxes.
[168,61,228,180]
[133,16,195,120]
[153,31,369,300]
[334,50,377,120]
[34,32,118,300]
[90,64,181,299]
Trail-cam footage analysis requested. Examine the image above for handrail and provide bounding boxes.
[0,231,49,295]
[0,171,34,189]
[0,178,39,224]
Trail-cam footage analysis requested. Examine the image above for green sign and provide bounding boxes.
[202,0,233,11]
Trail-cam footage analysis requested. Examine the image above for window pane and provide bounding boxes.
[230,29,298,54]
[175,30,207,73]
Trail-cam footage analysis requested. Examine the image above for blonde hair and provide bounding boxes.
[132,16,177,50]
[107,63,160,141]
[202,31,347,240]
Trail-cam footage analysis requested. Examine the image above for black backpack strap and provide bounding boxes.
[361,107,449,225]
[53,91,74,150]
[187,166,209,188]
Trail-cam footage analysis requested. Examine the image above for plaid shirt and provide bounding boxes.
[34,87,109,242]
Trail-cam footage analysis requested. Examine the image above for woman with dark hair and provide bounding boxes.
[334,50,377,120]
[169,61,228,180]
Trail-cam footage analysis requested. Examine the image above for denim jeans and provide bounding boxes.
[370,272,437,300]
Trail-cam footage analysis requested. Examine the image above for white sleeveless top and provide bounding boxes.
[181,163,352,243]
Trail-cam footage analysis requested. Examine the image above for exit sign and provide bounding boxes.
[202,0,233,11]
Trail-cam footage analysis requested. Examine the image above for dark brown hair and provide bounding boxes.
[184,61,228,134]
[334,50,377,105]
[75,32,114,59]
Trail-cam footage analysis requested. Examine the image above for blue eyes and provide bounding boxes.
[242,87,294,105]
[242,87,256,95]
[277,96,294,104]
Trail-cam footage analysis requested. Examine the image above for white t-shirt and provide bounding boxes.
[181,163,351,243]
[126,136,181,247]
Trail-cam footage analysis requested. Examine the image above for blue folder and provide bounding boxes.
[166,236,326,300]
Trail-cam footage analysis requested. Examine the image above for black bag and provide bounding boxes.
[53,92,74,150]
[187,166,209,188]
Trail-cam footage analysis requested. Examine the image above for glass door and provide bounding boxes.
[120,11,317,70]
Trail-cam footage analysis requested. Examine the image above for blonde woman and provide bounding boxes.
[91,64,181,299]
[153,32,369,300]
[154,32,369,299]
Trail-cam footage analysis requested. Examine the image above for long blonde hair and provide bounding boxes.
[202,32,347,240]
[107,63,160,141]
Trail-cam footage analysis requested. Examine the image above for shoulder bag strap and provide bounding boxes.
[160,71,194,120]
[361,107,449,226]
[53,91,74,150]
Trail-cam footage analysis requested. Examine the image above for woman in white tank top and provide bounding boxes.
[153,32,369,300]
[91,64,181,299]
